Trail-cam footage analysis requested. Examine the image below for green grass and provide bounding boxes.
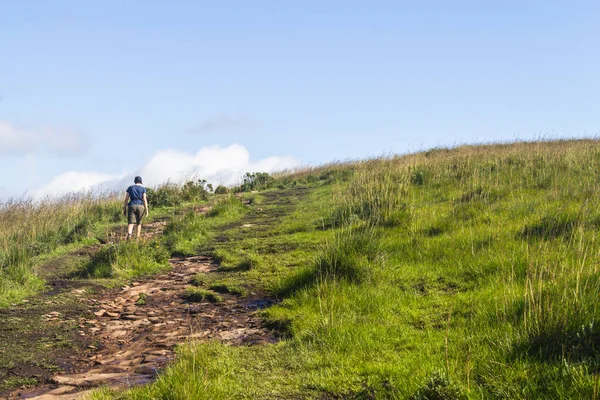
[183,287,223,303]
[163,194,248,256]
[0,186,222,393]
[0,184,211,307]
[208,282,246,296]
[3,140,600,399]
[0,194,122,306]
[86,140,600,399]
[71,239,170,281]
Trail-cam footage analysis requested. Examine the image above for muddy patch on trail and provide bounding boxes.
[9,255,277,400]
[0,297,94,398]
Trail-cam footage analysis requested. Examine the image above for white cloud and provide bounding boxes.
[138,144,297,186]
[33,144,299,198]
[193,115,258,133]
[0,120,88,157]
[33,171,123,199]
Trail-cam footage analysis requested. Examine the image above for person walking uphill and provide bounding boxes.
[124,176,149,239]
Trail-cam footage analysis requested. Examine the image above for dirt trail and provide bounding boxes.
[7,219,276,399]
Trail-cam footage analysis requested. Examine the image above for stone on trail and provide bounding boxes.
[47,386,78,395]
[53,372,135,387]
[121,314,144,321]
[19,246,276,399]
[110,330,127,338]
[133,364,157,375]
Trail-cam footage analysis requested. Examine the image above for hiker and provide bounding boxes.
[123,176,149,239]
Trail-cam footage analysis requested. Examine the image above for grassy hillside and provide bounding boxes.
[0,195,122,306]
[85,139,600,399]
[2,139,600,398]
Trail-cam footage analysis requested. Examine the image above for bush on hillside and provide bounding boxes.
[182,180,210,201]
[235,172,273,192]
[214,185,229,194]
[146,185,182,207]
[147,180,210,208]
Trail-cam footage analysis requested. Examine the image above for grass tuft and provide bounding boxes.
[183,287,223,303]
[410,371,467,400]
[74,239,170,280]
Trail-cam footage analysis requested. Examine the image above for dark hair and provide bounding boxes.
[134,176,143,184]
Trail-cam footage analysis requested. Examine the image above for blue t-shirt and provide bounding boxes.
[127,185,146,206]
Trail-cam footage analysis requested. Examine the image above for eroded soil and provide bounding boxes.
[4,218,277,400]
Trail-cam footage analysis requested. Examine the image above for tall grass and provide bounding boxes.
[519,236,600,362]
[275,139,600,397]
[273,161,356,187]
[0,193,121,305]
[88,139,600,398]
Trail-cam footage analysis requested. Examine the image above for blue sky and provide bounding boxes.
[1,1,599,197]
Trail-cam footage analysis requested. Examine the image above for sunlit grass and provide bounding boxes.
[104,139,600,399]
[6,139,600,398]
[0,193,121,306]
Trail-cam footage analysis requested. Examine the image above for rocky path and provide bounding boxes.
[7,222,276,399]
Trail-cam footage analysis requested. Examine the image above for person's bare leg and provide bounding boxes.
[127,224,135,239]
[136,224,142,238]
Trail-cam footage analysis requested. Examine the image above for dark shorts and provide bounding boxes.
[128,205,145,224]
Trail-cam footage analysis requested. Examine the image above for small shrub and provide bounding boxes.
[147,180,209,208]
[136,293,147,306]
[410,169,427,185]
[146,185,183,208]
[237,172,273,192]
[181,180,209,202]
[214,185,229,194]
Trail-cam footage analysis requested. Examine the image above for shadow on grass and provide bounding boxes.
[69,245,116,279]
[519,214,580,241]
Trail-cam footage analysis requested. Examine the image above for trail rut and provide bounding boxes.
[7,220,277,399]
